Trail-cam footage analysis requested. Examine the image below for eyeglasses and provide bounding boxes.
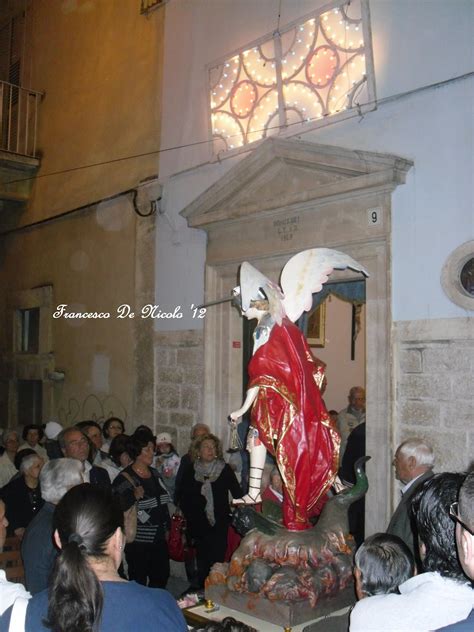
[449,501,474,535]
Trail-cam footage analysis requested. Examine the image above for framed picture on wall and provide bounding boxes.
[306,302,326,347]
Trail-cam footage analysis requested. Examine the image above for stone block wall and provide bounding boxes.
[394,318,474,473]
[154,329,204,455]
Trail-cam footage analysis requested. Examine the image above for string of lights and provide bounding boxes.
[209,2,368,150]
[0,70,472,190]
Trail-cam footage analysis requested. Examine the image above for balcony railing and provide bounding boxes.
[0,80,42,158]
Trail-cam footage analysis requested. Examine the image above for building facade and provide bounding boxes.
[0,0,164,431]
[155,0,474,532]
[0,0,472,534]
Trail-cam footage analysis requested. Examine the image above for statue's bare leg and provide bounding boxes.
[233,441,266,505]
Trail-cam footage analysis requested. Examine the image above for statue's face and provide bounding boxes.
[243,306,262,321]
[243,299,269,321]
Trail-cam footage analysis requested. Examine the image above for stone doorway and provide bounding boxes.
[182,137,413,533]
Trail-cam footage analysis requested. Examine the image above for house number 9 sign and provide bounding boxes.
[367,208,382,226]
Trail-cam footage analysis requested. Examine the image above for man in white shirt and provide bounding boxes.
[0,499,30,615]
[78,421,118,482]
[58,427,110,487]
[436,472,474,631]
[350,473,474,632]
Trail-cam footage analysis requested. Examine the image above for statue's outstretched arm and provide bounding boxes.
[230,386,259,421]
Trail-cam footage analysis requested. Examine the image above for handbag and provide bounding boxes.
[168,511,187,561]
[120,471,139,543]
[123,503,138,544]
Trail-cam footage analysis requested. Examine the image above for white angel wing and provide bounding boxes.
[280,248,369,322]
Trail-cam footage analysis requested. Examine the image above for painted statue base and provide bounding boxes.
[205,505,356,628]
[205,457,370,628]
[205,582,354,628]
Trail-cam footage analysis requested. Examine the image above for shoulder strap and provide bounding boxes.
[9,596,29,632]
[120,470,139,488]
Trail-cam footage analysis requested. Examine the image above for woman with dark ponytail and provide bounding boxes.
[0,483,187,632]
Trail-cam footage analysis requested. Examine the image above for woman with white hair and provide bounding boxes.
[0,429,20,488]
[1,452,44,539]
[21,458,83,594]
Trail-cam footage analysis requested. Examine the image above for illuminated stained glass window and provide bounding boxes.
[208,0,375,155]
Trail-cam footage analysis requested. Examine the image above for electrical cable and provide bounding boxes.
[1,70,471,237]
[0,71,472,189]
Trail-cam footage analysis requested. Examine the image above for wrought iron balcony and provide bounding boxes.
[0,79,42,158]
[0,80,42,206]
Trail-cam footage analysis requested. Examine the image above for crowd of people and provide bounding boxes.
[350,471,474,631]
[0,484,187,631]
[0,418,247,630]
[332,386,473,631]
[0,405,472,631]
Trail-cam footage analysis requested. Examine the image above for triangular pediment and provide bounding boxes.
[181,138,413,229]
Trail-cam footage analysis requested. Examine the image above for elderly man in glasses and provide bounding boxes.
[435,472,474,631]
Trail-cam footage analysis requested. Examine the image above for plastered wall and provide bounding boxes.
[0,0,164,427]
[157,0,473,324]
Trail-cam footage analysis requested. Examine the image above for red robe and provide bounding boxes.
[248,318,339,531]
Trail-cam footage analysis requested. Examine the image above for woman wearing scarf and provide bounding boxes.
[180,433,242,588]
